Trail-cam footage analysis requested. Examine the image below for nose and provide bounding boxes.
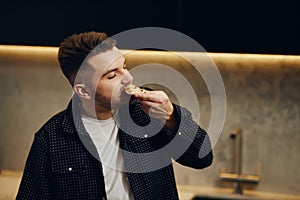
[121,70,133,85]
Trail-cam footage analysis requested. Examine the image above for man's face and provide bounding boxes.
[87,47,133,110]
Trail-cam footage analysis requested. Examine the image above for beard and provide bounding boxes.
[94,92,112,111]
[94,90,129,111]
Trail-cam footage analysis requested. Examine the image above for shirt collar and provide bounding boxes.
[62,94,86,134]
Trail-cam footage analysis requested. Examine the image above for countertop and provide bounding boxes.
[1,170,299,200]
[177,185,300,200]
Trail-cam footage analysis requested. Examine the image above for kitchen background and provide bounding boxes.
[0,1,299,199]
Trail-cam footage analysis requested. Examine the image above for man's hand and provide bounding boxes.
[134,90,176,129]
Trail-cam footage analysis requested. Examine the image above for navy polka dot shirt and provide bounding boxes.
[17,96,213,199]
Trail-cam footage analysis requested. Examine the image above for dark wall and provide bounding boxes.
[1,1,299,55]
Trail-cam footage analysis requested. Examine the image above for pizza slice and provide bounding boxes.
[125,83,147,95]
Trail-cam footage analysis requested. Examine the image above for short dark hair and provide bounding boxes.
[58,31,116,86]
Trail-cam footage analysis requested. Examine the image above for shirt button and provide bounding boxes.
[178,132,182,136]
[68,167,73,171]
[144,134,148,138]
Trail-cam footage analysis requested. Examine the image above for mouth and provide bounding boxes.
[120,86,130,95]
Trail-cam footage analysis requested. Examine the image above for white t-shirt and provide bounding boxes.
[82,116,134,200]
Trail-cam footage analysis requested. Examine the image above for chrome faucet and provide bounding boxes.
[230,128,242,176]
[220,128,261,194]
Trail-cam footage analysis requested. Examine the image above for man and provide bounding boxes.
[17,31,213,199]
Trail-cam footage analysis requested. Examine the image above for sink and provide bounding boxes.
[177,185,300,200]
[192,194,259,200]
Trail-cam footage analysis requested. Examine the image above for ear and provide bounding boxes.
[73,84,92,100]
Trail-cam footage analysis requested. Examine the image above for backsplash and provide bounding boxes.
[172,53,300,195]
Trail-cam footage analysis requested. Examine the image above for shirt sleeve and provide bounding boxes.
[16,131,52,200]
[162,104,213,169]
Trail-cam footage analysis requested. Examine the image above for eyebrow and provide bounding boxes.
[101,58,126,78]
[102,68,118,78]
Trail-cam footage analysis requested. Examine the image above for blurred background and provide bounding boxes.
[1,1,300,199]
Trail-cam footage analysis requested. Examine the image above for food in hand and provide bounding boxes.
[125,83,147,95]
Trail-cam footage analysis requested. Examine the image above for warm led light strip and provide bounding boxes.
[0,45,299,61]
[0,45,57,53]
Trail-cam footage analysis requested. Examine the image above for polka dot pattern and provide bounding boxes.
[17,96,213,199]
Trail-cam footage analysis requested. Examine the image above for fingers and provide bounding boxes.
[140,100,165,114]
[140,100,168,119]
[134,90,164,103]
[135,90,174,120]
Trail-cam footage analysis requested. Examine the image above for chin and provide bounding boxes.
[120,91,132,102]
[111,96,127,108]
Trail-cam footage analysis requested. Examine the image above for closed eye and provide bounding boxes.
[107,73,116,79]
